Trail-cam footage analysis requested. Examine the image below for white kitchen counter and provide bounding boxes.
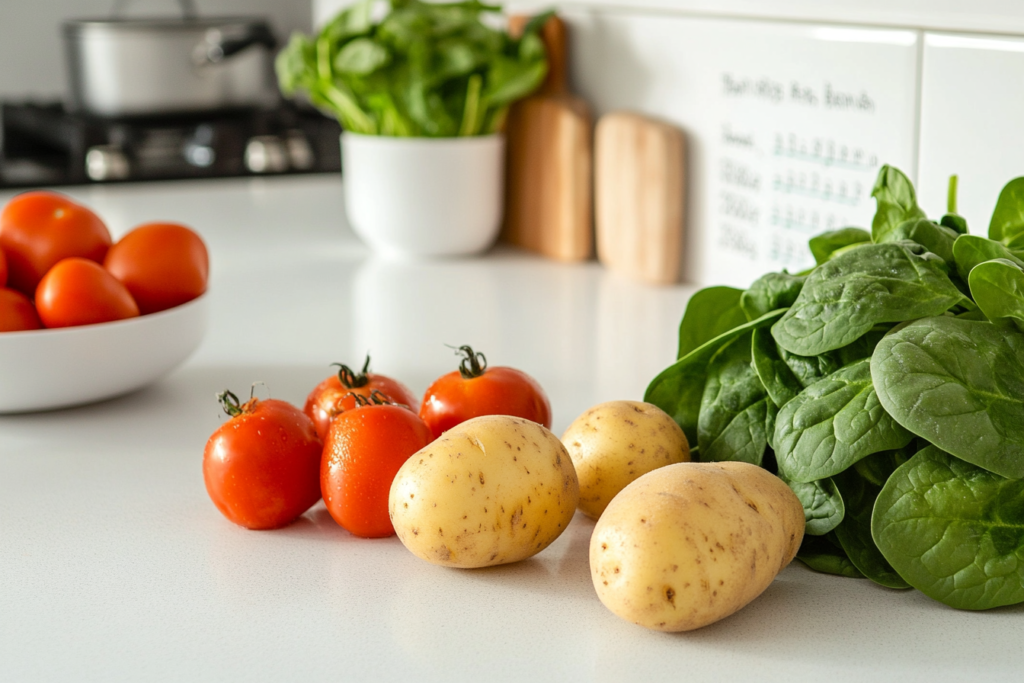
[1,175,1021,682]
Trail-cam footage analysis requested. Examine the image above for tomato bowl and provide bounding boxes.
[0,293,207,413]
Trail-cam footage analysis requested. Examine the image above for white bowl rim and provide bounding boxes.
[0,292,209,340]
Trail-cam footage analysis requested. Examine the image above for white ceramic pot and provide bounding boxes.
[341,133,506,258]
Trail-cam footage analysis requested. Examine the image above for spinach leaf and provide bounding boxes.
[832,468,910,589]
[740,272,805,321]
[872,445,1024,610]
[871,315,1024,479]
[871,165,927,242]
[808,227,872,265]
[697,335,774,466]
[941,213,969,235]
[852,444,916,487]
[676,286,746,359]
[952,233,1024,280]
[796,533,865,578]
[773,359,913,483]
[878,218,958,270]
[276,0,548,137]
[646,309,785,447]
[772,241,963,356]
[751,327,804,408]
[969,258,1024,330]
[780,474,845,536]
[988,177,1024,246]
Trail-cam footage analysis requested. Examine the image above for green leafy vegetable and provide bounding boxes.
[676,286,746,359]
[645,309,784,447]
[646,164,1024,610]
[773,359,913,483]
[781,474,845,536]
[808,227,872,265]
[832,468,910,589]
[952,233,1024,279]
[697,335,774,465]
[872,446,1024,609]
[772,241,963,356]
[989,177,1024,247]
[871,165,927,242]
[871,315,1024,479]
[969,258,1024,330]
[276,0,549,137]
[740,272,805,321]
[796,533,865,578]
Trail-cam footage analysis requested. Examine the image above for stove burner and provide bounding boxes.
[0,102,341,188]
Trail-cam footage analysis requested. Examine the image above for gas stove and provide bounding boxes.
[0,102,341,188]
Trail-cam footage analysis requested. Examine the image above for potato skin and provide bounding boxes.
[561,400,689,519]
[389,415,579,568]
[590,461,804,632]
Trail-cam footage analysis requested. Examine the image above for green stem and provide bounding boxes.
[948,174,959,215]
[333,355,372,389]
[459,74,483,137]
[217,390,243,417]
[453,345,487,379]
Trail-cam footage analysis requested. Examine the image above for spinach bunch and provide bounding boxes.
[275,0,550,137]
[646,165,1024,611]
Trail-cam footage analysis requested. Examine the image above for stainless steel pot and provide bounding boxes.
[64,0,279,117]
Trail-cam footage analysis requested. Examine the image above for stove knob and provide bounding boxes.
[285,130,315,170]
[85,145,130,182]
[245,135,288,174]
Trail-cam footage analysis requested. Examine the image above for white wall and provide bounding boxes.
[0,0,312,101]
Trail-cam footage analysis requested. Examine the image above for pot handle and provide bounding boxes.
[110,0,198,19]
[195,23,278,65]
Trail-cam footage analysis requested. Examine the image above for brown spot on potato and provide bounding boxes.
[479,472,485,485]
[664,587,676,606]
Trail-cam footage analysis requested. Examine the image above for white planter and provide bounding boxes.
[341,132,506,258]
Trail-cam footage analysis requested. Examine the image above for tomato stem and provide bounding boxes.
[344,389,394,406]
[218,389,244,417]
[454,345,487,379]
[333,355,371,389]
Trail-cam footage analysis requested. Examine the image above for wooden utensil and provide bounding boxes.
[502,14,593,262]
[595,112,686,285]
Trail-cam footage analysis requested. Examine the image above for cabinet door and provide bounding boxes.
[567,11,920,286]
[918,33,1024,234]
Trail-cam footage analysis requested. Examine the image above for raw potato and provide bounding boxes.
[590,461,804,632]
[562,400,689,519]
[389,415,579,568]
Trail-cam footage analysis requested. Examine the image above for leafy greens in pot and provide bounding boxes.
[276,0,550,137]
[646,163,1024,611]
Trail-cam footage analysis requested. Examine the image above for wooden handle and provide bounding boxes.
[508,14,568,96]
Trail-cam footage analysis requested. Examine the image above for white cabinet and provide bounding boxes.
[917,33,1024,233]
[565,11,920,286]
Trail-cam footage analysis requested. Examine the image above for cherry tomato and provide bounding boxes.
[0,191,111,296]
[419,345,552,439]
[203,390,323,530]
[321,391,433,538]
[304,355,419,441]
[0,246,8,288]
[103,222,209,315]
[0,287,42,332]
[35,257,139,329]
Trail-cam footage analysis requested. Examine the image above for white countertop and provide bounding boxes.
[1,176,1021,682]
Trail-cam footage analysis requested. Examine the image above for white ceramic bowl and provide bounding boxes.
[341,132,506,258]
[0,294,208,413]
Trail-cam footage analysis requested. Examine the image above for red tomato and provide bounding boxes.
[0,246,8,288]
[0,287,42,332]
[321,392,433,538]
[203,390,323,530]
[304,355,419,441]
[103,222,209,314]
[0,191,112,296]
[419,345,551,439]
[35,257,139,328]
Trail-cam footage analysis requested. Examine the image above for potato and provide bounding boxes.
[389,415,579,568]
[561,400,689,519]
[590,461,804,632]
